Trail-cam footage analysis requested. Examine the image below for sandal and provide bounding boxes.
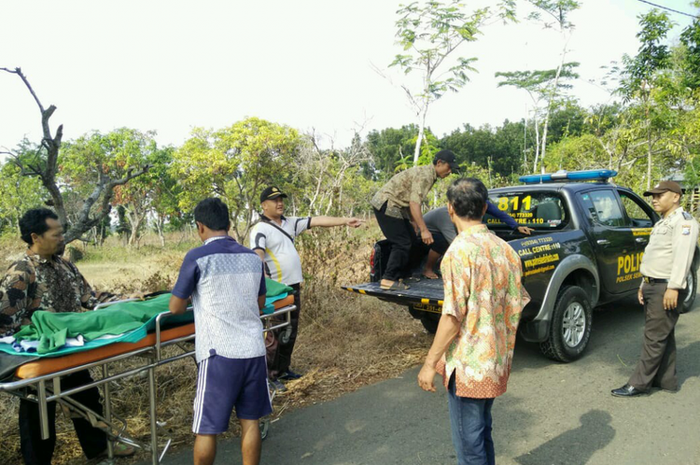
[380,280,410,291]
[404,276,422,284]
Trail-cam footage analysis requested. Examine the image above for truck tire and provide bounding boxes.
[420,313,440,334]
[680,268,697,314]
[539,286,592,363]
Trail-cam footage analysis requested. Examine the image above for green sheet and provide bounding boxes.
[14,294,182,354]
[0,294,192,358]
[2,278,293,356]
[265,278,293,298]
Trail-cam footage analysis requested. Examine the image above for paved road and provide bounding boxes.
[149,297,700,465]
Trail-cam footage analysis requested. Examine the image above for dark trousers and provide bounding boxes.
[269,283,301,379]
[19,369,107,465]
[373,205,417,281]
[429,231,449,255]
[447,374,495,465]
[628,282,685,391]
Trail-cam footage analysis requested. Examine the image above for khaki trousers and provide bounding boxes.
[628,282,685,391]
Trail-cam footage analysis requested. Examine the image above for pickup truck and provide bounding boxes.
[343,170,699,362]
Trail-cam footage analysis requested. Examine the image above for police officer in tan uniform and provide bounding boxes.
[612,181,699,397]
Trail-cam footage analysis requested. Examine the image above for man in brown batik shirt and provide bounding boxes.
[0,208,133,464]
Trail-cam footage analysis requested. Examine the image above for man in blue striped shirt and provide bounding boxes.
[170,198,270,465]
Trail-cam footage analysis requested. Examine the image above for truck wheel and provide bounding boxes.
[539,286,592,363]
[680,269,697,314]
[420,313,440,334]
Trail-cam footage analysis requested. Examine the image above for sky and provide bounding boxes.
[0,0,696,157]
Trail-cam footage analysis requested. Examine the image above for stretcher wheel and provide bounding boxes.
[259,417,270,440]
[279,325,293,345]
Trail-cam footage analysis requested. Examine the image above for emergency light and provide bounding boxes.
[519,169,618,184]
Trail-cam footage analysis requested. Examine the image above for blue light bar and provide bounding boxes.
[519,169,618,184]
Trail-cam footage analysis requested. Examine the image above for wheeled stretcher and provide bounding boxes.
[0,294,296,464]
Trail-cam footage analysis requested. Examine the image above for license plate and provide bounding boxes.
[411,303,442,314]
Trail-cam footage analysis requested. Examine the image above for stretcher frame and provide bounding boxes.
[0,297,296,464]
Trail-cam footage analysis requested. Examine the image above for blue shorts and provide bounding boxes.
[192,354,272,434]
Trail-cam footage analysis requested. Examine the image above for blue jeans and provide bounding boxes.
[448,374,495,465]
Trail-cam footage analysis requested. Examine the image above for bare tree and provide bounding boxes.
[0,67,149,243]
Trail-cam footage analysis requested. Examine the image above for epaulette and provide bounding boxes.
[682,211,693,220]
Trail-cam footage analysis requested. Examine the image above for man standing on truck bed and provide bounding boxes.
[612,181,698,397]
[250,186,363,391]
[370,150,459,291]
[417,178,529,465]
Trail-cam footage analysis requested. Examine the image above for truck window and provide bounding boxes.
[484,193,568,229]
[580,190,630,227]
[619,192,654,227]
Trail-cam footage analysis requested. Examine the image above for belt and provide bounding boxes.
[642,276,668,284]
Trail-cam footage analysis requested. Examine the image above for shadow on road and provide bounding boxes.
[678,340,700,388]
[511,295,645,372]
[514,410,615,465]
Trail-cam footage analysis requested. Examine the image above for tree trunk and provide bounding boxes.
[414,115,426,166]
[532,114,541,173]
[155,215,166,247]
[126,211,145,247]
[646,102,652,191]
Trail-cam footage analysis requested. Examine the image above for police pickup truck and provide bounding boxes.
[343,170,699,362]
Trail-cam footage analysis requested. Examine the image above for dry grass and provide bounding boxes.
[0,228,431,464]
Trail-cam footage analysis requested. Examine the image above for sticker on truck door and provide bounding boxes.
[485,193,568,229]
[616,251,643,283]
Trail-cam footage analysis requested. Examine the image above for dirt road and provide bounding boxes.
[150,296,700,465]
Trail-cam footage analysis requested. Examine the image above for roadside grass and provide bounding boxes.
[0,226,431,464]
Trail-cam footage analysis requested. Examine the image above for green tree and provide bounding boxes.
[148,147,181,247]
[60,128,157,244]
[679,12,700,90]
[172,117,301,240]
[288,133,372,217]
[495,0,580,172]
[388,0,516,165]
[0,159,44,234]
[495,64,580,172]
[365,125,419,178]
[618,10,675,189]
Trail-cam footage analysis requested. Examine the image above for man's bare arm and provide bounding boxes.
[169,295,189,315]
[409,201,433,245]
[417,314,461,392]
[309,216,363,228]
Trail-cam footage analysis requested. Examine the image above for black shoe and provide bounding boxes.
[269,379,287,392]
[611,384,647,397]
[279,369,303,380]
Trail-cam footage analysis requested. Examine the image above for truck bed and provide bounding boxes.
[343,278,445,307]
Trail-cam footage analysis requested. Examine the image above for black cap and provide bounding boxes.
[260,186,288,203]
[434,150,460,174]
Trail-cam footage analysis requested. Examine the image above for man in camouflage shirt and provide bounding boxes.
[370,150,459,290]
[0,208,132,464]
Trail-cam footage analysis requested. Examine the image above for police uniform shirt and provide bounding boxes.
[249,216,311,286]
[640,206,699,289]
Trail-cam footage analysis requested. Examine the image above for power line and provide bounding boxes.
[635,0,700,19]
